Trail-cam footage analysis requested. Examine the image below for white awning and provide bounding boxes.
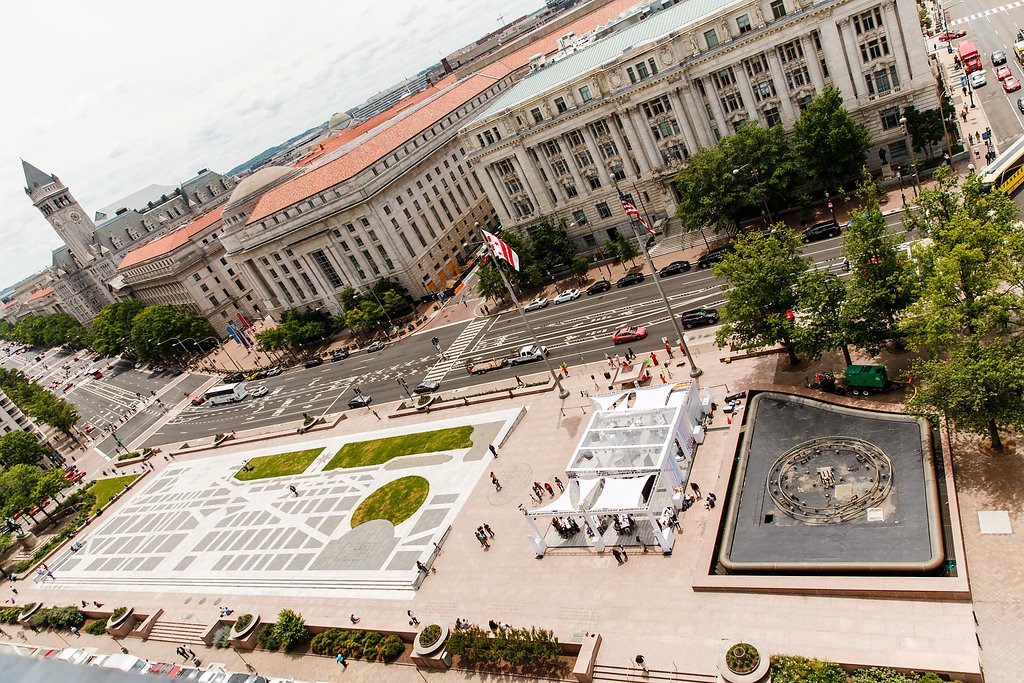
[533,477,602,515]
[589,475,654,512]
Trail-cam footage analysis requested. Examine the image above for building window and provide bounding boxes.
[764,107,782,127]
[865,68,892,95]
[377,245,394,269]
[192,273,201,282]
[588,175,602,190]
[554,97,568,113]
[853,7,884,34]
[641,95,672,118]
[531,108,543,123]
[579,85,592,102]
[860,36,890,63]
[209,296,219,306]
[311,250,343,288]
[737,14,752,33]
[879,106,901,130]
[596,202,612,219]
[770,0,786,19]
[573,209,587,225]
[200,284,209,293]
[779,40,804,63]
[704,29,719,48]
[300,272,318,296]
[785,66,811,89]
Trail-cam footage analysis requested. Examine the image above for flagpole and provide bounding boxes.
[477,223,571,399]
[615,185,703,388]
[631,182,656,235]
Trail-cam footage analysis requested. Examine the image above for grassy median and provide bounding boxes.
[324,426,474,470]
[351,476,429,528]
[233,447,325,481]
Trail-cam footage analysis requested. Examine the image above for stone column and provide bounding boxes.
[481,166,514,225]
[560,134,589,191]
[880,0,913,80]
[582,128,612,187]
[535,147,564,203]
[614,110,651,175]
[607,119,640,178]
[512,147,549,213]
[680,84,716,148]
[825,19,860,98]
[627,107,664,171]
[766,53,798,121]
[666,89,700,157]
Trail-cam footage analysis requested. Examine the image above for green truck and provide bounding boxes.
[844,365,901,396]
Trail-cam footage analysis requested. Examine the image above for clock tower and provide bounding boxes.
[23,160,97,265]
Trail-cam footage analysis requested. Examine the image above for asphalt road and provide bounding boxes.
[142,216,907,446]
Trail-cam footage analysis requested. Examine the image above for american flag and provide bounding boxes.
[619,192,653,234]
[483,229,521,271]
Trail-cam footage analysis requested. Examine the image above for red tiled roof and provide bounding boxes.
[117,205,225,271]
[247,0,638,225]
[28,286,54,301]
[4,299,21,308]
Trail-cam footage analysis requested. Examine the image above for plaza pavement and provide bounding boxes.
[13,329,983,682]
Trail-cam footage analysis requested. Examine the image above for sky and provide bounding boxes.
[0,0,543,288]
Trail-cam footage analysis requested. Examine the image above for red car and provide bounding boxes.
[612,326,648,344]
[191,396,206,406]
[937,29,966,41]
[1004,76,1021,92]
[996,65,1013,81]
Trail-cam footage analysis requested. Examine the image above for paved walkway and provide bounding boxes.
[5,333,982,682]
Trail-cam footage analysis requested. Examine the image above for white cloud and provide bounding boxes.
[0,0,542,286]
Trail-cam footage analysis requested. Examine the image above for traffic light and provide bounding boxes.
[431,337,440,347]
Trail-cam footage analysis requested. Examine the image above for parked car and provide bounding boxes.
[524,297,549,311]
[681,308,720,329]
[249,385,268,398]
[696,246,733,269]
[993,50,1008,66]
[365,340,386,353]
[802,220,842,243]
[996,65,1013,81]
[191,396,206,406]
[265,365,283,377]
[223,373,245,383]
[553,289,581,304]
[244,371,262,381]
[612,326,648,344]
[1004,76,1021,92]
[969,70,987,88]
[330,349,350,362]
[937,28,966,41]
[615,272,645,288]
[413,380,441,394]
[1018,97,1024,114]
[659,260,691,277]
[303,357,323,368]
[347,395,373,408]
[586,280,612,295]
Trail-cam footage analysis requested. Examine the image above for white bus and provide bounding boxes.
[979,134,1024,195]
[202,382,248,405]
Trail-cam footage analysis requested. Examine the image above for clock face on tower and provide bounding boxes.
[68,211,82,223]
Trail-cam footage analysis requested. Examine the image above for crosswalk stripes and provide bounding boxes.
[421,319,489,382]
[951,1,1023,25]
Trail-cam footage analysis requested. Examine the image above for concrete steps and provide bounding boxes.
[145,619,208,645]
[592,663,717,683]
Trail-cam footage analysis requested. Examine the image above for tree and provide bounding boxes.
[793,86,871,189]
[841,193,918,352]
[90,300,146,357]
[0,464,42,521]
[41,314,88,349]
[728,123,803,218]
[907,337,1024,452]
[797,269,853,365]
[0,431,48,468]
[29,392,79,434]
[713,228,808,364]
[255,326,289,352]
[474,259,507,302]
[609,232,639,266]
[527,216,574,270]
[130,305,214,361]
[570,256,590,282]
[901,105,945,160]
[674,142,743,237]
[31,468,71,516]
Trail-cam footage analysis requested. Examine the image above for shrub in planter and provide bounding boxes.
[418,624,442,649]
[84,619,108,635]
[0,607,21,624]
[234,613,253,632]
[769,655,847,683]
[213,625,231,649]
[851,668,914,683]
[110,607,128,622]
[30,606,84,630]
[309,628,404,662]
[257,609,307,652]
[726,643,760,675]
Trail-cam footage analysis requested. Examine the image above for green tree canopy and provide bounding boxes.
[0,431,48,468]
[129,305,215,361]
[29,392,80,434]
[796,269,853,365]
[90,300,146,357]
[0,464,42,519]
[793,86,871,189]
[32,468,71,516]
[527,216,574,270]
[840,194,918,352]
[901,105,945,160]
[713,228,808,364]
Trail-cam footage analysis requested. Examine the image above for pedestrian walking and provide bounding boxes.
[416,561,429,573]
[288,485,298,496]
[690,481,701,497]
[515,375,524,387]
[650,352,659,366]
[337,653,348,667]
[488,444,498,458]
[708,492,717,502]
[612,548,624,565]
[636,534,648,553]
[475,529,488,547]
[371,410,381,420]
[176,646,188,661]
[616,544,628,561]
[554,476,564,491]
[484,523,495,538]
[544,482,554,497]
[71,625,80,637]
[408,610,420,626]
[635,654,648,672]
[184,645,195,658]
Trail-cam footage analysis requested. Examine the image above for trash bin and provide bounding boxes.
[603,371,612,380]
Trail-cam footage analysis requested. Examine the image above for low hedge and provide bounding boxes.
[310,628,404,662]
[29,606,84,630]
[770,655,963,683]
[257,609,308,652]
[84,619,108,635]
[0,607,21,624]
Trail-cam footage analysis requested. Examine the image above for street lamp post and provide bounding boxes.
[899,116,921,196]
[732,164,773,224]
[896,168,907,206]
[824,190,838,224]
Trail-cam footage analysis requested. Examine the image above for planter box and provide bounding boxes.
[17,603,41,623]
[212,434,232,448]
[229,613,261,650]
[412,624,451,670]
[106,607,137,637]
[114,448,156,469]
